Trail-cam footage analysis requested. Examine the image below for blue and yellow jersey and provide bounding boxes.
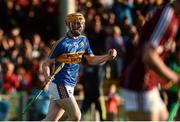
[48,33,93,87]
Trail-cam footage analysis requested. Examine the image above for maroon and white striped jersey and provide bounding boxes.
[121,3,179,91]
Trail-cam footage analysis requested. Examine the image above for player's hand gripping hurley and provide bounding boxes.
[22,63,65,115]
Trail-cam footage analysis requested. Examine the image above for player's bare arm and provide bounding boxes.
[41,58,55,83]
[84,49,117,65]
[142,44,180,84]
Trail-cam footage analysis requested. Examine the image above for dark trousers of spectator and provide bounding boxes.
[81,65,105,121]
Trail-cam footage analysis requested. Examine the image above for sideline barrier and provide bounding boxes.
[0,92,126,121]
[0,92,22,120]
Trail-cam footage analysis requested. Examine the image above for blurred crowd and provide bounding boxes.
[0,0,179,121]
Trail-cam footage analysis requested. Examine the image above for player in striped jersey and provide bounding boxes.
[120,0,180,121]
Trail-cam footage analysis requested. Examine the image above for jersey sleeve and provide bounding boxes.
[84,37,94,56]
[48,38,64,59]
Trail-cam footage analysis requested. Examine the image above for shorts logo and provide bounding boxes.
[68,90,72,95]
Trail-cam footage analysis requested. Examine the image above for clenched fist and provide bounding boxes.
[108,49,117,60]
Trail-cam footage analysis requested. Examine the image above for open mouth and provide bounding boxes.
[74,28,82,31]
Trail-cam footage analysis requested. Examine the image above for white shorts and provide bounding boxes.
[120,87,165,112]
[47,82,74,100]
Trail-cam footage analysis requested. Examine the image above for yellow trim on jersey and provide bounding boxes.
[55,51,85,64]
[79,35,86,38]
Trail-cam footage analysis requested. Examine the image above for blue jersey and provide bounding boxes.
[49,33,93,87]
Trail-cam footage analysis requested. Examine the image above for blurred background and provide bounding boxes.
[0,0,179,121]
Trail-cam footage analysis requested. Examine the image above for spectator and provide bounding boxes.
[16,66,32,92]
[85,15,107,55]
[81,13,109,121]
[105,25,126,79]
[42,0,59,41]
[2,60,20,94]
[81,64,106,121]
[112,0,134,26]
[105,83,122,121]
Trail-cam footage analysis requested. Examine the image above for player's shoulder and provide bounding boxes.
[58,35,69,42]
[51,36,66,47]
[79,34,88,39]
[58,35,67,42]
[79,34,90,43]
[158,3,174,13]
